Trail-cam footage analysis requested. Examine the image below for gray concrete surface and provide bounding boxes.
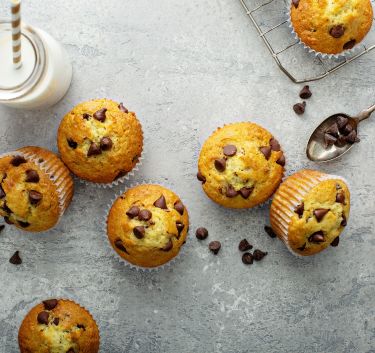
[0,0,375,352]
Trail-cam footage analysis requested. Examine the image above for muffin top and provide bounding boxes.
[291,0,373,54]
[197,122,285,209]
[287,174,350,256]
[107,184,189,268]
[57,98,143,184]
[18,299,100,353]
[0,147,73,232]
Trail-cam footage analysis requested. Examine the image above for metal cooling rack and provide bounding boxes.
[238,0,375,83]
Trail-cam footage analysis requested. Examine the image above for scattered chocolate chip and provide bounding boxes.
[209,241,221,255]
[226,185,238,198]
[197,172,206,184]
[264,225,277,238]
[196,227,208,240]
[336,191,345,204]
[294,203,304,217]
[0,225,4,233]
[0,185,5,199]
[29,190,42,205]
[269,138,281,151]
[242,252,254,265]
[238,239,253,252]
[100,137,113,151]
[138,209,152,221]
[9,250,22,265]
[176,221,184,236]
[331,237,340,247]
[330,25,345,38]
[93,108,107,122]
[308,231,325,243]
[43,299,58,310]
[67,138,78,149]
[82,113,91,120]
[214,158,226,172]
[18,221,30,228]
[259,146,271,160]
[115,239,128,253]
[341,214,347,227]
[154,195,168,209]
[343,39,356,50]
[126,206,140,219]
[326,123,339,137]
[87,142,102,157]
[299,85,312,99]
[293,102,306,115]
[118,103,129,113]
[25,169,39,183]
[297,243,306,251]
[276,153,286,166]
[324,133,337,147]
[162,239,173,251]
[174,201,184,215]
[253,249,267,261]
[239,187,253,199]
[53,317,59,325]
[336,116,349,129]
[345,130,360,144]
[37,311,49,325]
[313,208,329,222]
[11,155,26,166]
[223,145,237,157]
[292,0,299,8]
[133,226,145,239]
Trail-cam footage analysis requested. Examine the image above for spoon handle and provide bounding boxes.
[357,103,375,122]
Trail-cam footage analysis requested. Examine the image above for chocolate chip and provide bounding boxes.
[196,227,208,240]
[253,249,267,261]
[0,225,4,233]
[118,103,129,113]
[87,142,102,157]
[29,190,42,205]
[209,241,221,255]
[330,25,345,38]
[341,214,347,227]
[336,116,349,129]
[292,0,299,8]
[313,208,329,222]
[0,185,5,199]
[294,203,304,217]
[77,324,85,330]
[11,155,26,166]
[37,311,49,325]
[269,138,281,151]
[2,202,12,214]
[93,108,107,122]
[115,239,128,253]
[308,231,325,243]
[239,187,253,199]
[100,137,113,151]
[126,206,140,219]
[197,172,206,184]
[9,250,22,265]
[299,85,312,99]
[259,146,272,160]
[25,169,39,183]
[214,158,226,172]
[345,130,360,144]
[82,113,91,120]
[226,185,238,198]
[133,226,145,239]
[223,145,237,157]
[297,243,306,251]
[276,153,286,166]
[335,135,347,147]
[18,221,30,228]
[331,237,340,247]
[336,191,345,204]
[324,133,337,147]
[238,239,253,252]
[162,239,173,251]
[242,252,254,265]
[343,39,356,50]
[67,349,75,353]
[114,170,127,180]
[293,102,306,115]
[176,221,184,236]
[326,123,339,137]
[174,201,184,215]
[154,195,167,209]
[4,217,13,225]
[342,124,353,135]
[53,317,59,325]
[138,209,152,221]
[67,138,78,149]
[43,299,58,310]
[264,225,277,238]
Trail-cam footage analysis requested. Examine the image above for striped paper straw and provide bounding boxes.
[11,0,22,69]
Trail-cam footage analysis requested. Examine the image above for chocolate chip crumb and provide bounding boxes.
[9,250,22,265]
[209,241,221,255]
[196,227,208,240]
[238,239,253,252]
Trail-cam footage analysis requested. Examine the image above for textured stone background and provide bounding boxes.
[0,0,374,352]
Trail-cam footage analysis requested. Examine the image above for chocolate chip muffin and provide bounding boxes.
[197,122,285,209]
[270,170,350,256]
[57,98,143,184]
[107,184,189,268]
[0,147,74,232]
[18,299,100,353]
[291,0,373,55]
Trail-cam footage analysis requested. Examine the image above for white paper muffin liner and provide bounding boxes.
[103,180,189,272]
[0,147,74,230]
[270,170,348,257]
[287,4,362,60]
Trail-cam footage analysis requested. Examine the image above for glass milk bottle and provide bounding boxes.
[0,20,72,109]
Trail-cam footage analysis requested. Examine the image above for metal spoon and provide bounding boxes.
[306,103,375,162]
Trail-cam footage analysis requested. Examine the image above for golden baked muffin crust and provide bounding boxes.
[291,0,373,54]
[18,299,100,353]
[0,147,73,232]
[57,98,143,184]
[197,122,285,209]
[107,184,189,268]
[270,170,350,256]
